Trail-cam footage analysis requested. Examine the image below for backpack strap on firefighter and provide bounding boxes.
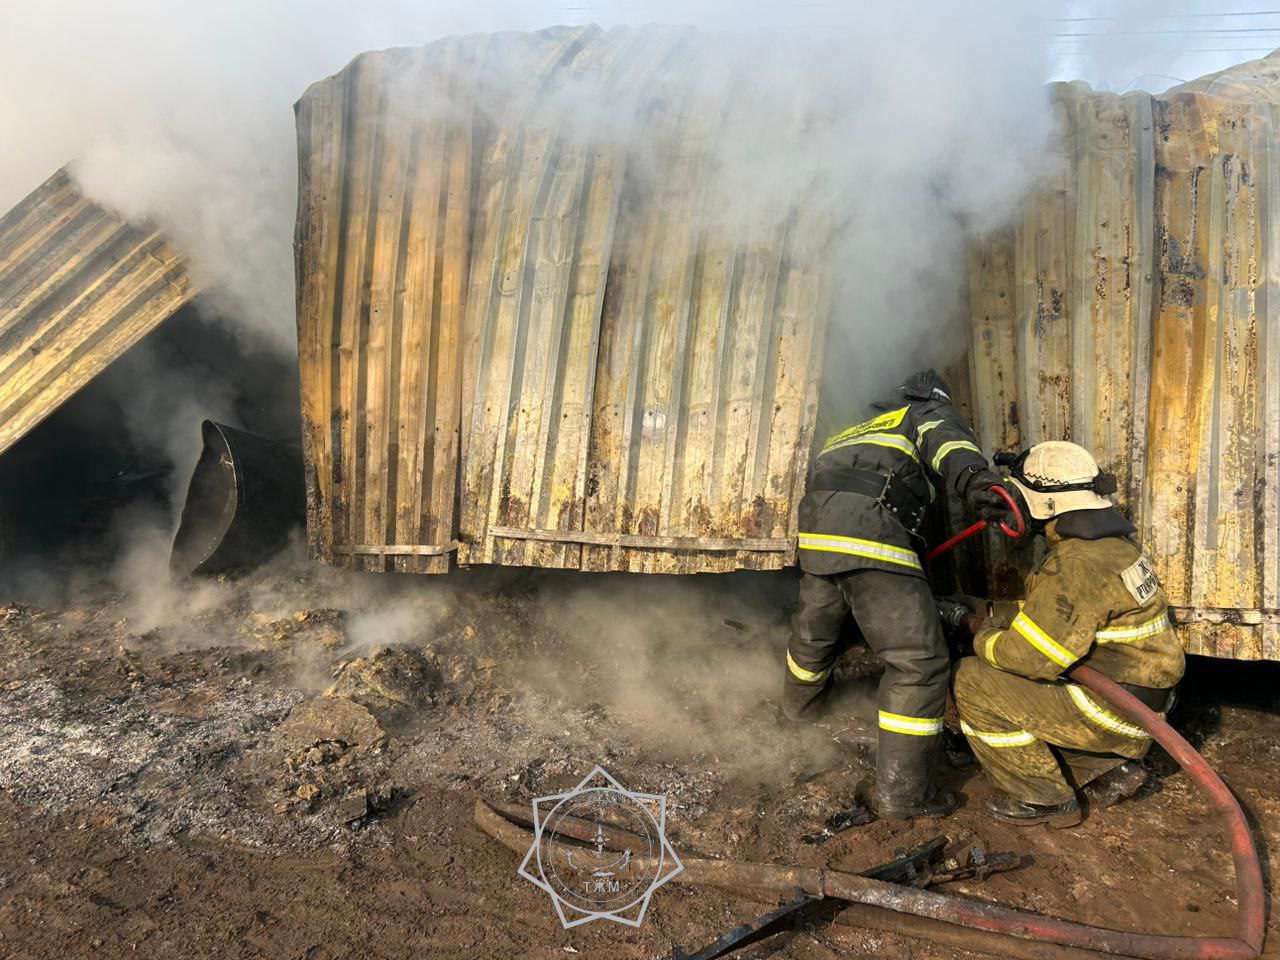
[810,464,928,535]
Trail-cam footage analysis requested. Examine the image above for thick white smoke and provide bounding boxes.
[0,2,1068,635]
[1,1,1063,374]
[4,2,1186,756]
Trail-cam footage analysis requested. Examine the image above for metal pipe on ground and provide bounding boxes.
[476,669,1265,959]
[169,420,305,577]
[475,800,1093,960]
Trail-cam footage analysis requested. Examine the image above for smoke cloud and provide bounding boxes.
[1,1,1062,375]
[0,3,1069,690]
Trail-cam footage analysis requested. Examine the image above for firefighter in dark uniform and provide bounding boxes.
[952,441,1185,827]
[783,370,1012,819]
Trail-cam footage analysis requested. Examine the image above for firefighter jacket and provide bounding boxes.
[798,398,989,578]
[972,509,1185,690]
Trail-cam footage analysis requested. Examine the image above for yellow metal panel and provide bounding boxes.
[0,169,195,456]
[969,79,1280,660]
[294,27,831,575]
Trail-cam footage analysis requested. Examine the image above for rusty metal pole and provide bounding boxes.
[476,675,1268,960]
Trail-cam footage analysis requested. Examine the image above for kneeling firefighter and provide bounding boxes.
[952,441,1186,827]
[783,369,1013,819]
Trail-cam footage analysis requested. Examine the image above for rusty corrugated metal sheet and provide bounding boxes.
[968,70,1280,660]
[0,169,195,456]
[294,27,828,574]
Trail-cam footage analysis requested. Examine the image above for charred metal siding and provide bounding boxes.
[0,169,195,455]
[294,27,827,574]
[968,78,1280,660]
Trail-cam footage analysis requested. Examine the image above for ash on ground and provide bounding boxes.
[0,542,871,854]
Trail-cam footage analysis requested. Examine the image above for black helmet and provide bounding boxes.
[898,369,952,403]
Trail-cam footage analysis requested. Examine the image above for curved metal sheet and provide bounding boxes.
[294,27,828,574]
[0,168,195,455]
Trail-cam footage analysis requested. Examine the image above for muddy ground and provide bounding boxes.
[0,541,1278,960]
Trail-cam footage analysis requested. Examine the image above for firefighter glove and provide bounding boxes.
[960,468,1013,524]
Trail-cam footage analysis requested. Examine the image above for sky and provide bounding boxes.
[3,1,1275,207]
[1045,1,1280,89]
[0,0,1274,367]
[558,1,1280,90]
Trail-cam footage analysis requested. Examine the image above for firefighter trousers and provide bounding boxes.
[783,569,950,809]
[953,657,1159,805]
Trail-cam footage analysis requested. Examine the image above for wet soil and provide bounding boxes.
[0,554,1278,960]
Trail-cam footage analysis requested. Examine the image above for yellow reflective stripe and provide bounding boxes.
[915,420,944,445]
[1067,685,1151,739]
[1011,612,1078,669]
[787,651,830,683]
[822,406,910,449]
[982,632,1001,667]
[1096,612,1171,644]
[878,711,943,736]
[797,533,923,571]
[930,440,982,473]
[821,432,919,462]
[960,721,1036,747]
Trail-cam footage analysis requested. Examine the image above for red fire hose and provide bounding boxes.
[479,673,1266,959]
[809,666,1267,959]
[481,482,1267,958]
[925,484,1026,562]
[911,484,1266,957]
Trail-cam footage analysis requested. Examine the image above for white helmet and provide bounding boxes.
[1007,441,1115,520]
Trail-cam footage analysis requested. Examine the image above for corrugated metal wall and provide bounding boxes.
[968,70,1280,660]
[294,27,827,574]
[0,168,195,455]
[297,31,1280,655]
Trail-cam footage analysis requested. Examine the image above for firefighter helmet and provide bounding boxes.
[1007,441,1116,520]
[897,369,952,403]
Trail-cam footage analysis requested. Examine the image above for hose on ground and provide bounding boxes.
[476,669,1265,959]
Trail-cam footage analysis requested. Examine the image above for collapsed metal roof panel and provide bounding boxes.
[0,168,195,455]
[1168,48,1280,101]
[294,27,828,574]
[968,80,1280,661]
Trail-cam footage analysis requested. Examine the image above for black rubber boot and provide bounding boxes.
[780,675,833,722]
[871,786,959,821]
[1082,761,1148,810]
[942,727,975,768]
[982,793,1083,828]
[862,735,958,820]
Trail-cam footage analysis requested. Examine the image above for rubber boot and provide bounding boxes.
[982,793,1083,828]
[865,734,957,820]
[780,675,833,722]
[942,726,974,768]
[1082,761,1148,810]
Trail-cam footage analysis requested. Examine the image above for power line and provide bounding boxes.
[1054,48,1275,55]
[1049,37,1278,46]
[1051,27,1280,37]
[1052,9,1280,20]
[1119,74,1190,91]
[1050,42,1280,51]
[1049,37,1280,44]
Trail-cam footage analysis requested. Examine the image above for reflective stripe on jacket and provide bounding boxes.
[797,397,988,577]
[975,519,1186,690]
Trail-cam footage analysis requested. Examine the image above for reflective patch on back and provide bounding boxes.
[1121,555,1160,606]
[822,406,909,451]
